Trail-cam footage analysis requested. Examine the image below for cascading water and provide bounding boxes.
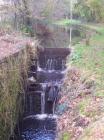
[12,48,70,140]
[41,84,46,114]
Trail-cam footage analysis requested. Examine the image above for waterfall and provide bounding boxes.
[14,48,70,140]
[53,99,55,114]
[41,91,45,114]
[45,58,65,71]
[39,56,65,114]
[46,58,54,70]
[41,83,47,114]
[29,95,33,114]
[24,55,67,116]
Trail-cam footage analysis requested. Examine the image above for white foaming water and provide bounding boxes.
[23,114,47,120]
[61,69,67,74]
[37,66,45,72]
[23,114,58,120]
[28,76,36,83]
[35,114,48,120]
[37,66,65,74]
[47,70,55,73]
[37,66,55,73]
[35,114,58,120]
[47,114,58,119]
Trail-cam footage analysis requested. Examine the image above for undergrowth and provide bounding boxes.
[71,29,104,98]
[59,25,104,140]
[0,47,31,140]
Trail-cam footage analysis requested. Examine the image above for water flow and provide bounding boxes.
[40,57,64,115]
[45,58,65,71]
[53,82,61,114]
[46,58,54,70]
[41,91,45,114]
[41,84,47,114]
[30,96,33,114]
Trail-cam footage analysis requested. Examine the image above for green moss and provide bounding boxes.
[61,132,72,140]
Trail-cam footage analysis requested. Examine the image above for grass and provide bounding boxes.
[78,117,104,140]
[53,18,104,35]
[77,97,101,118]
[61,132,72,140]
[78,97,91,116]
[71,28,104,98]
[53,19,81,26]
[0,47,31,140]
[62,25,104,140]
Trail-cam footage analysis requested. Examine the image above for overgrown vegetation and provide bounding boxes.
[0,48,30,140]
[0,0,104,140]
[75,0,104,22]
[58,16,104,140]
[71,27,104,97]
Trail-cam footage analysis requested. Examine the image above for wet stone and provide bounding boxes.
[56,102,70,115]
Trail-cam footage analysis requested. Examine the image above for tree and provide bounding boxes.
[75,0,104,22]
[11,0,32,26]
[87,0,104,22]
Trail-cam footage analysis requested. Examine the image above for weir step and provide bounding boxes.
[26,91,43,95]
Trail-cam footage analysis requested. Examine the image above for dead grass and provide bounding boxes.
[61,67,95,100]
[0,44,36,140]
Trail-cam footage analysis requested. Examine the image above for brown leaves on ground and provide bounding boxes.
[58,67,104,140]
[61,67,95,99]
[58,94,104,140]
[0,34,35,60]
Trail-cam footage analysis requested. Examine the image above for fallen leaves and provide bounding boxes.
[57,92,104,140]
[0,34,33,61]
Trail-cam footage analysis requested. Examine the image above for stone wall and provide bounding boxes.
[0,34,38,140]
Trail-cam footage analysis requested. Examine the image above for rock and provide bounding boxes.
[56,102,70,115]
[84,80,95,89]
[73,116,90,128]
